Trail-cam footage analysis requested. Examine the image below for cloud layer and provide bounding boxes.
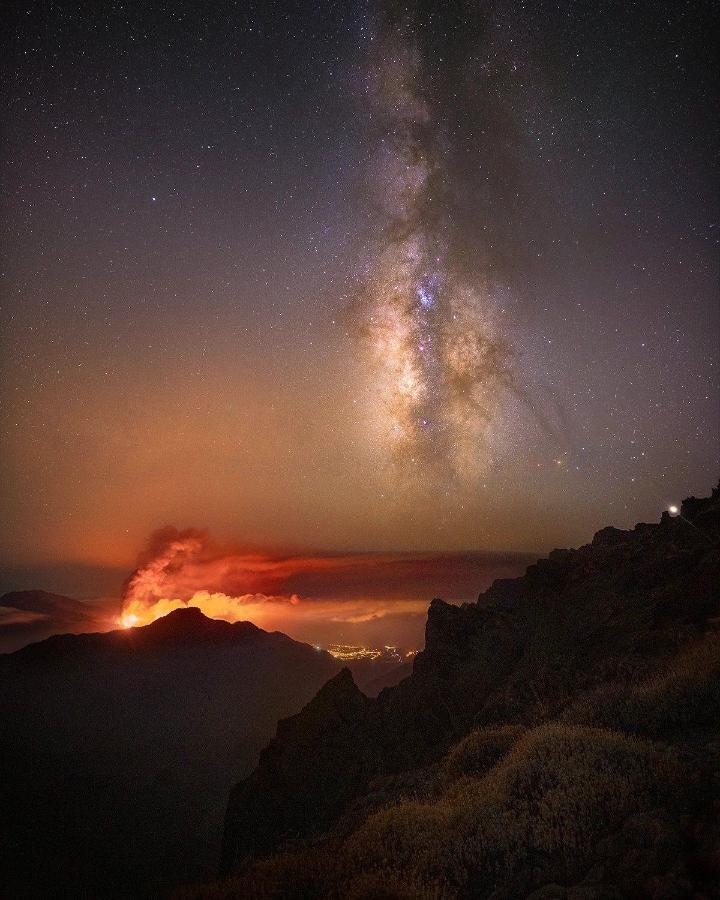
[117,526,532,646]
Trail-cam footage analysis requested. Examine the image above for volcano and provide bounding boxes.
[0,609,340,896]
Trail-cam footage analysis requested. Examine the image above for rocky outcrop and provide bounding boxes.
[223,668,374,864]
[221,485,720,876]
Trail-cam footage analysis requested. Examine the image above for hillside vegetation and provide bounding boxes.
[197,488,719,898]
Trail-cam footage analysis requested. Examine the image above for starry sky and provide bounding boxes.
[1,0,718,586]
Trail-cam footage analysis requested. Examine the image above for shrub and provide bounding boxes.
[344,724,677,897]
[177,852,447,899]
[185,724,681,899]
[441,725,525,783]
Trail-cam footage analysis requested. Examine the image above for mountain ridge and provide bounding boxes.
[0,588,115,654]
[0,607,341,896]
[217,486,720,897]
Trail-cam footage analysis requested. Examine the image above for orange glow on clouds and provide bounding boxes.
[118,588,428,634]
[119,589,302,630]
[110,525,531,647]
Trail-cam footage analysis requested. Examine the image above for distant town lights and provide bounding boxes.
[324,643,412,662]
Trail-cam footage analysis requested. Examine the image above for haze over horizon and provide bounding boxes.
[1,485,713,654]
[0,538,536,652]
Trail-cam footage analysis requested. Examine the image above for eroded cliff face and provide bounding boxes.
[221,487,720,875]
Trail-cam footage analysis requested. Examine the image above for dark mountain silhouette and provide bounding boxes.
[0,589,115,653]
[215,487,720,898]
[355,656,415,697]
[0,608,340,898]
[1,588,89,616]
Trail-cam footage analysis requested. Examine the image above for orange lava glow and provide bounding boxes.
[116,526,436,635]
[120,612,139,628]
[110,525,529,648]
[116,589,432,645]
[117,590,302,631]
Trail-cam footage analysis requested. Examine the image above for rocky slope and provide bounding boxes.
[0,608,340,897]
[217,488,720,897]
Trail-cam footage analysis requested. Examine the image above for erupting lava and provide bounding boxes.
[118,590,301,631]
[115,525,444,641]
[117,526,305,630]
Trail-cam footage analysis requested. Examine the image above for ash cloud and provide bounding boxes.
[0,528,532,653]
[118,525,532,647]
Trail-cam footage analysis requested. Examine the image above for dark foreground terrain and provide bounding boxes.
[0,610,340,897]
[205,487,720,899]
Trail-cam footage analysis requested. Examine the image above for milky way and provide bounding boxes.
[1,0,717,565]
[356,12,513,480]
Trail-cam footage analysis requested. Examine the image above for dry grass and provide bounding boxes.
[440,724,525,783]
[345,724,677,896]
[186,723,679,899]
[562,634,720,737]
[182,639,720,898]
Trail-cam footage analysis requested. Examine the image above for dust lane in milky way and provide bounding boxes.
[356,11,513,480]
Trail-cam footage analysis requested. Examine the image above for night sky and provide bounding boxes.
[2,0,718,583]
